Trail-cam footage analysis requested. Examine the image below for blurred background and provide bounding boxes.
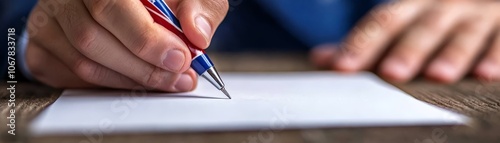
[206,0,384,71]
[209,0,383,52]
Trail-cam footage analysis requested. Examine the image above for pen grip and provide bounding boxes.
[140,0,203,58]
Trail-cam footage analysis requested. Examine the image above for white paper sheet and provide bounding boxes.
[30,72,468,136]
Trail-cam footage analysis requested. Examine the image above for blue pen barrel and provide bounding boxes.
[191,54,215,75]
[151,0,182,29]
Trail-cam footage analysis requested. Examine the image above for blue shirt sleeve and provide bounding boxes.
[1,0,37,81]
[255,0,387,47]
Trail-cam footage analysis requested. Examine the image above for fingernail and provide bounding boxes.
[429,59,457,80]
[163,49,185,72]
[195,16,212,40]
[175,74,194,91]
[477,59,498,81]
[334,53,359,71]
[381,59,410,81]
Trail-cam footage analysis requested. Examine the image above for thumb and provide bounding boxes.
[174,0,228,49]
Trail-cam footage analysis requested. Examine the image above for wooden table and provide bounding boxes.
[1,52,499,143]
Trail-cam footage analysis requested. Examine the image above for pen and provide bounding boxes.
[140,0,231,99]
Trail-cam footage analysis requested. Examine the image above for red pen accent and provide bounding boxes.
[140,0,203,58]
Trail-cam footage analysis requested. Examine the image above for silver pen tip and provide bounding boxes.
[221,87,231,99]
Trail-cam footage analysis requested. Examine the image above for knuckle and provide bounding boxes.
[72,26,99,55]
[143,67,165,88]
[143,67,178,89]
[203,0,229,20]
[73,58,104,84]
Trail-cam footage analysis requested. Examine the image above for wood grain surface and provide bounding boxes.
[1,52,499,143]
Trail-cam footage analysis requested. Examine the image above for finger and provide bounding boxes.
[475,29,500,82]
[29,10,140,90]
[82,0,191,73]
[53,2,197,92]
[333,0,432,72]
[182,68,199,91]
[426,14,495,83]
[378,2,465,82]
[310,44,338,69]
[26,42,95,88]
[175,0,229,48]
